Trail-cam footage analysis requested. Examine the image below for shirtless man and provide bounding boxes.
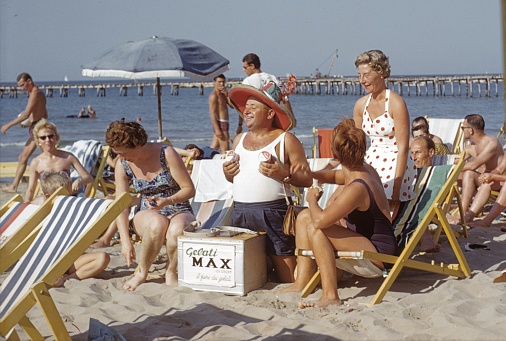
[209,74,232,153]
[1,73,48,193]
[459,114,504,223]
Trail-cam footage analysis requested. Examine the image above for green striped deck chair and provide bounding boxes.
[298,155,470,306]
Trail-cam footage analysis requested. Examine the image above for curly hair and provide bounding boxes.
[331,118,366,170]
[105,120,148,149]
[354,50,391,78]
[33,119,60,146]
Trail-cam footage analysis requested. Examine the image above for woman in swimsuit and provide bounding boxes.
[352,50,417,214]
[106,120,195,291]
[282,118,396,308]
[25,119,92,202]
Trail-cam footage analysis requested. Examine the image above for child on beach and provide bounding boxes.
[36,172,111,287]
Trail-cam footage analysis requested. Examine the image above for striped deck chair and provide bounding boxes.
[0,192,131,340]
[189,159,234,231]
[298,155,471,306]
[0,187,68,274]
[61,139,102,197]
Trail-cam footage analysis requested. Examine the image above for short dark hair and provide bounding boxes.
[17,72,32,82]
[243,53,261,69]
[214,74,226,81]
[464,114,485,131]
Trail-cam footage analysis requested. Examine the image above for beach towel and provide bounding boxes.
[193,159,233,202]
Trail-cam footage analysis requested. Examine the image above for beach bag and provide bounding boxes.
[282,204,305,236]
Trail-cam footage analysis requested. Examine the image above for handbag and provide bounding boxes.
[282,183,305,236]
[282,204,305,236]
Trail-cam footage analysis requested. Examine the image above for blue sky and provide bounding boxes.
[0,0,503,83]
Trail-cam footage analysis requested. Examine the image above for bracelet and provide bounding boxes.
[170,196,176,205]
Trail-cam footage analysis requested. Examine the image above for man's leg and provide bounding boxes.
[469,183,506,228]
[466,182,494,223]
[2,139,37,192]
[461,170,479,215]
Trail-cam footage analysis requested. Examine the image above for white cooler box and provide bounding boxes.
[178,233,266,295]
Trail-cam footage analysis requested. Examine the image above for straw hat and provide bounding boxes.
[229,82,296,131]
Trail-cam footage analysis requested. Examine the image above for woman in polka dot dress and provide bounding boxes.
[352,50,416,213]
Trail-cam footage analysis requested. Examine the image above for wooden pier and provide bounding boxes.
[0,74,503,98]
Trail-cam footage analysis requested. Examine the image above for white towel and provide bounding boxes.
[194,159,233,202]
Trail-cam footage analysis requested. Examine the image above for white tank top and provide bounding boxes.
[233,132,286,203]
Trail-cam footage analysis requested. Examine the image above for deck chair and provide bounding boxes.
[426,117,464,154]
[188,159,234,230]
[60,139,103,197]
[0,162,30,180]
[312,127,334,158]
[0,194,23,217]
[85,145,110,198]
[0,187,69,274]
[298,156,471,306]
[0,192,132,340]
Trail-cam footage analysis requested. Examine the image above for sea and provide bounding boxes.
[0,79,504,163]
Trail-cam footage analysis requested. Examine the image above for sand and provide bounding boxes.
[1,182,505,340]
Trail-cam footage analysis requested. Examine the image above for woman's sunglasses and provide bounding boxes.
[38,134,55,141]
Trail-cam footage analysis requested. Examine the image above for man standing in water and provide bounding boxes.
[209,74,233,153]
[1,73,48,193]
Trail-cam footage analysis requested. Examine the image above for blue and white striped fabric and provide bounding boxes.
[0,202,40,246]
[0,196,112,318]
[61,140,102,179]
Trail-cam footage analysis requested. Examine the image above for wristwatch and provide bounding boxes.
[282,174,291,183]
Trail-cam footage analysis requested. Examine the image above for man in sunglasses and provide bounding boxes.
[458,114,504,224]
[1,72,48,193]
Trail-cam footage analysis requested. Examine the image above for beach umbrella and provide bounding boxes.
[81,36,230,139]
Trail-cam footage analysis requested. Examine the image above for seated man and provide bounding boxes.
[35,172,110,287]
[223,82,312,283]
[459,114,504,224]
[468,155,506,228]
[410,116,449,155]
[410,135,435,169]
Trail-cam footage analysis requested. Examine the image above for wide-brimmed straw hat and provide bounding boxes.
[229,82,296,131]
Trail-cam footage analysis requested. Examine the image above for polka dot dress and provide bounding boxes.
[362,90,417,201]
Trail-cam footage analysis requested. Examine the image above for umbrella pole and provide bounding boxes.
[157,77,163,140]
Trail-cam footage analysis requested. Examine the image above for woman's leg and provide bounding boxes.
[277,209,317,293]
[300,224,379,308]
[165,212,195,285]
[123,210,169,291]
[54,252,110,287]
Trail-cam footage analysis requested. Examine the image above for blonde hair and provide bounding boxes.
[354,50,391,78]
[33,119,60,146]
[40,172,72,196]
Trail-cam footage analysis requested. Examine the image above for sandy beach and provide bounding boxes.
[1,183,506,340]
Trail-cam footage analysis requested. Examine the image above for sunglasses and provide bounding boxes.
[38,134,55,141]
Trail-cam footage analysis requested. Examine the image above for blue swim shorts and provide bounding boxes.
[231,199,295,256]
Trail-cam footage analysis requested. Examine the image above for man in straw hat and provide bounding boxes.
[223,82,312,283]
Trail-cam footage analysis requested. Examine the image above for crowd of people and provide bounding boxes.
[2,50,505,307]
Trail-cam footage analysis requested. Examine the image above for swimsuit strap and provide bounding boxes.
[159,145,170,172]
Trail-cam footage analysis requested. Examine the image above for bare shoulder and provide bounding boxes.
[354,95,369,109]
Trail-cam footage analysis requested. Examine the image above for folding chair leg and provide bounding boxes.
[301,271,321,298]
[31,282,71,340]
[17,315,43,340]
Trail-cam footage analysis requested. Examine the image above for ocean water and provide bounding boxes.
[0,80,504,163]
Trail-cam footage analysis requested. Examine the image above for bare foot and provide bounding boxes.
[446,213,461,225]
[421,243,441,253]
[468,219,492,229]
[123,272,147,291]
[298,297,342,309]
[165,271,178,286]
[501,226,506,233]
[493,272,506,283]
[420,230,441,253]
[1,184,18,193]
[54,274,70,288]
[89,239,110,249]
[275,283,306,294]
